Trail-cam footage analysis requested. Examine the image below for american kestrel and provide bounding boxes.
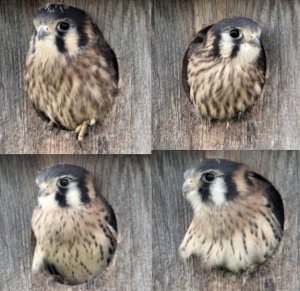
[179,159,284,272]
[25,4,118,141]
[182,17,266,120]
[31,164,117,285]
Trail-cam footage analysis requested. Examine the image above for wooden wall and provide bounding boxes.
[0,0,151,154]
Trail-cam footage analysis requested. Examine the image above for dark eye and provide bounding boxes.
[201,172,216,183]
[229,28,241,39]
[57,22,70,32]
[58,178,69,188]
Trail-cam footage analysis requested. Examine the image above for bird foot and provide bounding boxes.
[75,119,96,142]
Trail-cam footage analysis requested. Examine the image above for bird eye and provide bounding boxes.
[57,21,70,32]
[229,28,241,39]
[201,172,216,183]
[58,178,69,188]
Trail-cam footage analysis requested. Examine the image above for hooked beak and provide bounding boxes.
[248,35,261,47]
[182,181,195,195]
[37,25,50,40]
[38,188,51,197]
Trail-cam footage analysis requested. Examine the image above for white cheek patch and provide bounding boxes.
[64,29,80,56]
[220,33,235,58]
[235,42,260,65]
[34,35,60,62]
[220,33,261,65]
[38,192,58,210]
[66,186,82,208]
[186,190,203,211]
[209,178,227,206]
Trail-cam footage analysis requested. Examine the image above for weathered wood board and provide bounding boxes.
[0,155,152,290]
[152,151,300,291]
[152,0,300,150]
[0,0,151,154]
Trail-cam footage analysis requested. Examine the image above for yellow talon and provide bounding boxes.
[89,119,96,126]
[76,119,96,141]
[75,126,81,133]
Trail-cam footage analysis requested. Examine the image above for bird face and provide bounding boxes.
[33,4,91,57]
[209,17,262,65]
[36,164,94,210]
[182,159,241,210]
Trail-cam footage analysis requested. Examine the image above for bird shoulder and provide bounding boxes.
[182,25,213,99]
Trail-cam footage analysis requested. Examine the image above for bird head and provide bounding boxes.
[36,164,96,210]
[182,159,245,210]
[207,17,263,65]
[33,4,97,56]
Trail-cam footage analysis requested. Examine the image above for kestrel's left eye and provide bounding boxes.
[201,172,216,183]
[58,178,69,188]
[57,21,70,32]
[229,28,242,39]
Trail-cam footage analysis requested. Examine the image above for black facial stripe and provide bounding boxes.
[212,33,221,58]
[199,176,238,204]
[199,185,211,203]
[35,5,89,51]
[55,178,90,207]
[55,187,68,207]
[230,44,240,58]
[77,179,90,204]
[245,171,254,186]
[57,29,66,37]
[223,174,239,201]
[32,33,36,54]
[193,159,244,204]
[56,36,66,53]
[56,21,88,50]
[77,25,88,47]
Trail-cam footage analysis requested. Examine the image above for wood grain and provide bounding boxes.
[152,0,300,150]
[152,151,300,291]
[0,155,151,291]
[0,0,151,154]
